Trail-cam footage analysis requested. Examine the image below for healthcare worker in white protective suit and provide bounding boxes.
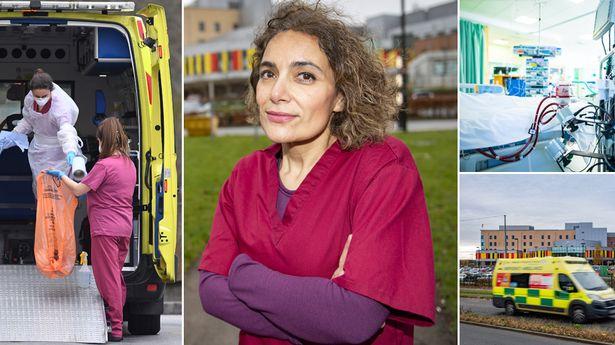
[11,69,82,193]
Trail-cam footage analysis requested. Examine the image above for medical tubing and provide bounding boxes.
[522,103,561,158]
[476,97,560,162]
[588,162,609,172]
[603,154,615,171]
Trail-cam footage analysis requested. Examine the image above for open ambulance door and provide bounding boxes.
[135,4,177,283]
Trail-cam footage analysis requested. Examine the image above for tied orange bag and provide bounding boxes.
[35,173,77,278]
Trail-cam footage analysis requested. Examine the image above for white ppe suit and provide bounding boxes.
[13,83,82,193]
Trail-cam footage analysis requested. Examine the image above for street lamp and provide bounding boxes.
[503,215,507,256]
[398,0,408,132]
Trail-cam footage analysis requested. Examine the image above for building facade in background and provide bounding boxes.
[608,233,615,248]
[184,7,240,44]
[477,223,614,265]
[481,226,575,253]
[183,0,457,127]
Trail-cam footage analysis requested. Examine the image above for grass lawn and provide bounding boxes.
[185,130,457,322]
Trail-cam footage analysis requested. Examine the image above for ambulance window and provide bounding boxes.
[0,83,21,126]
[510,273,529,288]
[558,274,577,292]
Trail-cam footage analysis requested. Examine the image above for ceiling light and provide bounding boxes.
[515,16,537,25]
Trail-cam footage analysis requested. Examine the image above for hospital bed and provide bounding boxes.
[459,90,601,172]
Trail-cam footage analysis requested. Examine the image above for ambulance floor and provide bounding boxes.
[0,265,106,343]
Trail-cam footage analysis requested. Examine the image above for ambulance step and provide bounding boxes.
[0,265,107,343]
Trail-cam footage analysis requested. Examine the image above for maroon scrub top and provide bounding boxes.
[199,136,435,345]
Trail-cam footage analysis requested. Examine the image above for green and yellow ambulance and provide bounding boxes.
[0,1,177,335]
[492,257,615,323]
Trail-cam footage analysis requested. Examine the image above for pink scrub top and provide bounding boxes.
[81,155,136,238]
[199,136,435,345]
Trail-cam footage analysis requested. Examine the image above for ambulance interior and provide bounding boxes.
[0,23,141,269]
[459,0,615,172]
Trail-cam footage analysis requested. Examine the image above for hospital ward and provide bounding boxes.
[460,0,615,172]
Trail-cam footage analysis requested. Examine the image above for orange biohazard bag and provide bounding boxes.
[35,173,77,278]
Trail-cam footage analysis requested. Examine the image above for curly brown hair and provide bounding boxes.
[246,0,398,150]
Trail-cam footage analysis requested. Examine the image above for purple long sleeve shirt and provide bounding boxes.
[199,271,300,344]
[199,255,389,344]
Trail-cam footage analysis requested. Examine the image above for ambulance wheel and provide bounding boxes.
[504,300,516,316]
[571,306,587,324]
[128,314,161,335]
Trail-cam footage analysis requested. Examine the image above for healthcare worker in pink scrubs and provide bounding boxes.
[46,117,136,342]
[198,1,435,344]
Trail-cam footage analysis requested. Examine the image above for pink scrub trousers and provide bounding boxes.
[91,235,130,338]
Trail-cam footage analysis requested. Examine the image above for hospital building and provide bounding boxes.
[476,222,615,265]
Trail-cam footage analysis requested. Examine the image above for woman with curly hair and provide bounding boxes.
[198,1,435,344]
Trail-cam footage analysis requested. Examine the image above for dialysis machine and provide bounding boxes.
[540,0,615,172]
[571,0,615,171]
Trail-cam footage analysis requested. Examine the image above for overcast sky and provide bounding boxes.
[183,0,453,24]
[459,174,615,259]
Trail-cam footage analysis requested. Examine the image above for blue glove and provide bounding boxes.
[66,151,75,165]
[45,170,65,178]
[0,132,16,155]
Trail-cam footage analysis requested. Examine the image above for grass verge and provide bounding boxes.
[460,310,615,343]
[460,288,492,299]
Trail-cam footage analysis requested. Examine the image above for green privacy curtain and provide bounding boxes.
[460,19,485,84]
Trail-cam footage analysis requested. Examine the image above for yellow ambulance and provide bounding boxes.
[0,1,177,335]
[492,257,615,323]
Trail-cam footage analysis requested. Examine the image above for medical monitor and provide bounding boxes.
[593,0,615,40]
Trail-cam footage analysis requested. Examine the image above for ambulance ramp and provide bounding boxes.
[0,265,107,343]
